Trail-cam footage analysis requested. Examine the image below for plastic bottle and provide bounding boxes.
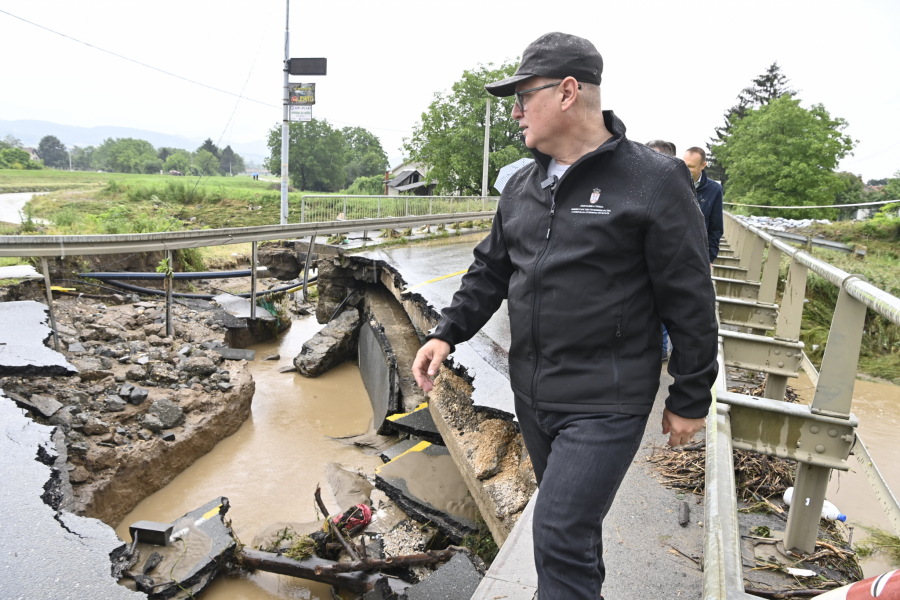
[783,487,847,522]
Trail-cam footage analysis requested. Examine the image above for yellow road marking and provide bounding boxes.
[401,270,468,295]
[375,441,432,474]
[385,402,429,422]
[200,504,222,521]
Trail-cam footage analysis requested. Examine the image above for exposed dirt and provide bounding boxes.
[0,295,256,527]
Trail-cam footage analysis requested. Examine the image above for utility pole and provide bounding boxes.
[280,0,290,225]
[481,98,491,198]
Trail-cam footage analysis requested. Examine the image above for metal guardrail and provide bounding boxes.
[702,213,900,598]
[0,211,494,257]
[299,195,498,224]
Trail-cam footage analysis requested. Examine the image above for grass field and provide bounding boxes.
[786,220,900,381]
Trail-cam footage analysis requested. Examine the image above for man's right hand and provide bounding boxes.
[412,339,451,392]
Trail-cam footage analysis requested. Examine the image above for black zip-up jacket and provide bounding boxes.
[428,112,718,419]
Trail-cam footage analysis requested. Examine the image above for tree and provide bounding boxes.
[0,147,42,169]
[404,61,530,195]
[834,172,865,220]
[164,150,192,174]
[103,138,157,173]
[0,134,23,150]
[157,147,180,163]
[341,126,388,186]
[191,149,220,176]
[71,146,96,171]
[712,96,855,219]
[265,119,347,191]
[707,63,797,183]
[867,178,889,187]
[218,145,245,175]
[38,135,69,168]
[884,170,900,200]
[198,138,220,158]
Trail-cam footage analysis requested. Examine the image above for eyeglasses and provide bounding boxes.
[514,81,581,112]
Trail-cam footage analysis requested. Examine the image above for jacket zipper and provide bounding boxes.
[529,181,557,405]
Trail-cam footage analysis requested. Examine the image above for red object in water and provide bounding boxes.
[817,569,900,599]
[332,503,372,531]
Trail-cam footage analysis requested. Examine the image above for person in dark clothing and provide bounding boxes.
[412,32,718,600]
[647,139,676,156]
[683,147,724,263]
[647,139,678,360]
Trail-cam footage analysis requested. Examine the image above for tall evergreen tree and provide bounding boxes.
[37,135,69,169]
[707,63,797,183]
[198,138,220,158]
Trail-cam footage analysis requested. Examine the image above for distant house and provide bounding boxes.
[23,148,41,162]
[384,159,436,196]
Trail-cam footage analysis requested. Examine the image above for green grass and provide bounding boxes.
[780,220,900,381]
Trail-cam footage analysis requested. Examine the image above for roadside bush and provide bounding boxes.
[343,174,384,196]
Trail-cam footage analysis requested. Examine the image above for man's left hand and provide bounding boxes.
[662,407,705,447]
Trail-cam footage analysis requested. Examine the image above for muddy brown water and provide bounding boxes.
[115,315,382,599]
[792,372,900,576]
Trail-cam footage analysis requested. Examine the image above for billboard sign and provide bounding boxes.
[290,106,312,122]
[290,83,315,105]
[289,58,327,76]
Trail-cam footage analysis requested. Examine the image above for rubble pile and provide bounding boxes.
[741,215,832,231]
[0,296,255,525]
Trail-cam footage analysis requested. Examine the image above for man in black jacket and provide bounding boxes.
[683,146,725,263]
[412,32,718,600]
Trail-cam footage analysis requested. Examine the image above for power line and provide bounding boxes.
[0,7,412,135]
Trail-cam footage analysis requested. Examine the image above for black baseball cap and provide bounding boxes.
[485,32,603,97]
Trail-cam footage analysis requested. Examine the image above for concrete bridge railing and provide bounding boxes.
[703,212,900,599]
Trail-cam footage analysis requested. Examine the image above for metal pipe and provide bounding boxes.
[97,278,313,300]
[165,249,173,337]
[302,235,315,302]
[280,0,290,225]
[40,257,60,351]
[251,241,257,320]
[77,269,264,280]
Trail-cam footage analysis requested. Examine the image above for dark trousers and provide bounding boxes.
[515,395,648,600]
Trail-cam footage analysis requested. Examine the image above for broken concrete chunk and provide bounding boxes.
[20,394,63,418]
[140,413,164,432]
[376,443,478,543]
[405,551,483,600]
[181,356,217,377]
[678,501,690,527]
[82,417,111,436]
[103,395,127,413]
[67,342,86,353]
[213,347,256,361]
[387,403,443,445]
[147,362,179,385]
[294,309,361,378]
[125,365,146,381]
[264,354,280,361]
[277,364,297,373]
[148,398,184,429]
[49,407,75,434]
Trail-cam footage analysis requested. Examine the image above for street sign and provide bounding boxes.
[289,58,327,76]
[290,106,312,122]
[290,83,315,105]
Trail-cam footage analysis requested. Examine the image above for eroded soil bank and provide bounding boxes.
[115,316,383,600]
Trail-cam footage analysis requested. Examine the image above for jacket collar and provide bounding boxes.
[696,169,709,190]
[531,110,627,176]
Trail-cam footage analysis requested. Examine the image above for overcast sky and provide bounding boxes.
[1,0,898,179]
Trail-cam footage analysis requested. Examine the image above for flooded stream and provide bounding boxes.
[115,316,382,599]
[793,373,900,576]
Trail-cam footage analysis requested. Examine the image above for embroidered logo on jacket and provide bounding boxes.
[589,188,601,204]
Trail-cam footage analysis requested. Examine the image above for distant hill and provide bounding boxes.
[0,119,268,163]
